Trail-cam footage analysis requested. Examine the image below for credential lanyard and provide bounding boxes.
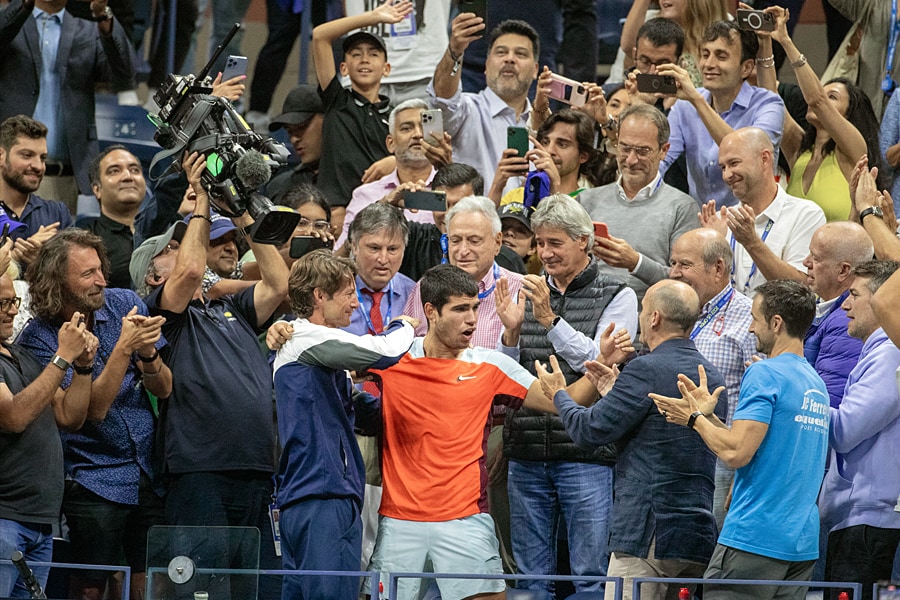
[440,233,449,264]
[356,281,393,334]
[690,288,735,340]
[478,263,501,300]
[885,0,899,95]
[731,218,774,294]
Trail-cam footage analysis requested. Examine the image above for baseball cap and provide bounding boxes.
[499,203,534,233]
[129,221,187,289]
[268,84,324,132]
[342,31,388,59]
[0,207,26,236]
[182,212,236,241]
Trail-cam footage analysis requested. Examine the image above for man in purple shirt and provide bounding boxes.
[656,21,785,209]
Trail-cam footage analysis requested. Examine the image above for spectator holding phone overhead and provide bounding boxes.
[753,4,887,222]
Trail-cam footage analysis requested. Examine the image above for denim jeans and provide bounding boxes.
[0,519,53,598]
[508,460,613,595]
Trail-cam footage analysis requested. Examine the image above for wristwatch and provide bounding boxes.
[687,410,705,430]
[51,354,71,371]
[91,6,113,22]
[859,206,884,224]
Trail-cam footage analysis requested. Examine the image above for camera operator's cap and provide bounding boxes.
[268,84,324,132]
[130,221,188,289]
[0,207,26,234]
[342,30,388,59]
[498,202,534,233]
[183,212,237,241]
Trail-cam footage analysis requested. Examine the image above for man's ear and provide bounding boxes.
[383,61,392,77]
[836,261,854,282]
[386,134,396,155]
[493,231,503,256]
[339,61,349,77]
[92,183,102,201]
[424,301,437,323]
[658,142,671,163]
[740,58,755,81]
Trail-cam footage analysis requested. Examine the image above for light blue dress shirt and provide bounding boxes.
[31,8,68,162]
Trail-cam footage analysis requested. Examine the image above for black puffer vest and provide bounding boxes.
[504,258,623,465]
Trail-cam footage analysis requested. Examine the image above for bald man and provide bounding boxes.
[802,222,874,408]
[700,127,826,297]
[543,280,727,600]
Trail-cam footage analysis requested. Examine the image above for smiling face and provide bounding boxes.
[63,245,107,315]
[0,135,46,195]
[669,235,720,305]
[448,211,502,281]
[485,33,539,102]
[93,149,146,217]
[616,115,668,195]
[842,276,878,342]
[320,279,359,328]
[340,42,390,88]
[534,225,589,283]
[426,294,479,351]
[0,275,19,342]
[718,134,766,202]
[699,32,751,94]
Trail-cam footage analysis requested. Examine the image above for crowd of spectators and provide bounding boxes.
[3,1,900,600]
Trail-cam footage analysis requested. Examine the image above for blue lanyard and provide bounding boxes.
[440,233,448,264]
[731,218,774,294]
[356,281,393,334]
[885,0,899,95]
[690,288,735,340]
[478,263,501,300]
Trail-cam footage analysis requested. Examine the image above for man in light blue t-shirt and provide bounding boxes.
[652,279,829,600]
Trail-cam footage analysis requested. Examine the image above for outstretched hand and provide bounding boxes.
[649,364,724,426]
[535,355,567,402]
[584,359,619,397]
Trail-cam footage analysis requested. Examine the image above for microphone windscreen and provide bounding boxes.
[235,150,272,189]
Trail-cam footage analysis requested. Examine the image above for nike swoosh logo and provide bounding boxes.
[457,375,477,381]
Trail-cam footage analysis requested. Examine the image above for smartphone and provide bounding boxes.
[289,236,333,259]
[593,221,609,240]
[0,223,9,247]
[403,190,447,212]
[636,73,677,95]
[507,126,529,158]
[548,73,588,107]
[736,9,776,32]
[221,55,248,81]
[458,0,487,24]
[421,109,444,146]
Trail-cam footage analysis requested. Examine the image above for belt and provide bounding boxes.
[43,161,74,177]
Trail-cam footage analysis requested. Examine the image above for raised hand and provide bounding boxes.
[598,322,634,366]
[495,276,525,332]
[584,359,619,397]
[699,199,728,236]
[373,0,414,24]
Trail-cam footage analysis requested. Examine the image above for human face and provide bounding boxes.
[718,136,765,202]
[388,108,428,167]
[293,201,331,237]
[802,231,844,300]
[0,136,46,195]
[633,38,679,74]
[428,294,479,351]
[842,276,879,341]
[207,231,238,277]
[64,246,107,314]
[501,219,534,259]
[320,280,359,328]
[286,113,324,166]
[699,33,750,94]
[448,211,502,281]
[353,229,404,291]
[93,149,146,215]
[669,237,719,304]
[539,122,587,180]
[807,82,851,125]
[340,43,389,88]
[658,0,685,22]
[606,88,632,120]
[535,226,589,283]
[0,276,19,341]
[485,33,538,102]
[617,116,667,193]
[749,295,775,355]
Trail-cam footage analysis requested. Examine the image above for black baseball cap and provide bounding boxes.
[342,31,388,59]
[268,85,324,132]
[499,202,534,233]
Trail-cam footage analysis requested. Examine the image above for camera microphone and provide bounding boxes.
[235,150,272,190]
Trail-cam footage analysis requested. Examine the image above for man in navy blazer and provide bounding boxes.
[0,0,133,201]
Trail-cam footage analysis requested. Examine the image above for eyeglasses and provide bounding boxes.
[634,56,674,72]
[298,218,331,232]
[617,143,657,158]
[0,297,21,312]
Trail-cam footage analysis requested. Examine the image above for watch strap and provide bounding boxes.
[73,363,94,376]
[859,206,884,224]
[51,354,71,371]
[687,410,704,430]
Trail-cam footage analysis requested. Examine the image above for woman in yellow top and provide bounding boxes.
[754,5,887,222]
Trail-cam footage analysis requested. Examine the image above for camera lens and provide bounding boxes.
[652,79,661,90]
[577,85,585,94]
[747,13,762,29]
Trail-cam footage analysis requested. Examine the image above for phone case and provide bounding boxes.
[421,110,444,146]
[507,127,529,158]
[221,55,248,81]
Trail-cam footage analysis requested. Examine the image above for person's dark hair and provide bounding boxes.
[702,21,758,65]
[88,144,132,187]
[798,78,890,190]
[636,17,685,58]
[0,115,48,151]
[432,163,484,195]
[487,20,540,60]
[754,279,816,338]
[287,249,356,318]
[349,202,410,247]
[26,229,110,322]
[851,260,900,294]
[419,264,478,313]
[537,109,600,186]
[278,183,332,221]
